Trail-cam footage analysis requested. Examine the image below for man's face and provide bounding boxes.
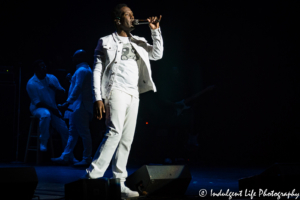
[119,6,135,32]
[36,62,47,79]
[72,55,78,65]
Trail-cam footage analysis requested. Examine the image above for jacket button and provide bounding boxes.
[115,62,117,63]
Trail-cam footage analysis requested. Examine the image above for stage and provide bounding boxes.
[0,162,267,200]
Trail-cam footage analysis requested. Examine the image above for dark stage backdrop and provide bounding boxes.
[0,0,299,164]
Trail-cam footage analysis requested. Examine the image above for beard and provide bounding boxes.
[121,21,135,32]
[124,24,135,32]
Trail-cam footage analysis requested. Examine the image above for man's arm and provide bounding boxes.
[26,83,62,118]
[26,82,41,107]
[49,75,65,93]
[146,15,164,60]
[93,39,106,120]
[66,68,88,104]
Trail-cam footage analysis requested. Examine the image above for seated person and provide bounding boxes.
[26,59,78,163]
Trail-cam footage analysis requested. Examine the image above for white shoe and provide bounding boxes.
[121,186,139,198]
[40,143,47,152]
[51,155,78,165]
[51,156,69,165]
[74,159,91,166]
[70,155,79,164]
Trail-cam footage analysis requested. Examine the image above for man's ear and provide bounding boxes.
[114,19,121,25]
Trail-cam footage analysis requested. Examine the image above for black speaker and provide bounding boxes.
[65,178,121,200]
[0,167,38,200]
[239,163,300,192]
[126,165,192,196]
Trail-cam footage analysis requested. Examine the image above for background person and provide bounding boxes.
[52,50,93,166]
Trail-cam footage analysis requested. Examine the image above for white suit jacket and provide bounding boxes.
[65,62,93,120]
[93,28,163,101]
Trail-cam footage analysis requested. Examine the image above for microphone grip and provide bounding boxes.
[133,19,160,25]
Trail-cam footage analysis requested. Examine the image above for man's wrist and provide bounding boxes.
[151,28,161,36]
[151,28,160,31]
[94,95,102,102]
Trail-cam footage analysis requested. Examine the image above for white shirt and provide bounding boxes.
[65,62,93,119]
[26,74,65,113]
[112,35,140,97]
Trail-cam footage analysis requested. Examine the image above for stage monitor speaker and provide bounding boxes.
[65,178,121,200]
[0,167,38,200]
[239,163,300,192]
[126,165,192,196]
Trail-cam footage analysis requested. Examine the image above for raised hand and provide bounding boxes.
[147,15,162,30]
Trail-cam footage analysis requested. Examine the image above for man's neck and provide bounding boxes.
[117,29,130,37]
[35,73,46,80]
[76,62,87,69]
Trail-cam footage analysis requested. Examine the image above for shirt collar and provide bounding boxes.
[113,32,136,43]
[76,62,88,70]
[33,73,48,83]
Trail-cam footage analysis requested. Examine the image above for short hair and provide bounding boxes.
[73,49,87,62]
[33,59,44,72]
[111,3,128,22]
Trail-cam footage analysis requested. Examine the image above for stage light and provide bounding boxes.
[146,122,149,125]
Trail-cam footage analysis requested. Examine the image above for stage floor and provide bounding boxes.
[0,162,268,200]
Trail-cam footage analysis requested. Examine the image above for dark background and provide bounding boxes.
[0,0,299,165]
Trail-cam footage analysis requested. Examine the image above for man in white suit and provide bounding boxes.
[84,4,163,198]
[52,49,93,165]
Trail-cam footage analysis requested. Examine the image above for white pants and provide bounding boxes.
[32,108,68,149]
[86,89,139,182]
[62,106,92,160]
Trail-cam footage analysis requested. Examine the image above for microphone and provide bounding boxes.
[133,19,160,25]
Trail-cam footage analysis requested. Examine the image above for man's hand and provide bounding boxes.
[147,15,162,30]
[94,100,105,120]
[58,102,72,112]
